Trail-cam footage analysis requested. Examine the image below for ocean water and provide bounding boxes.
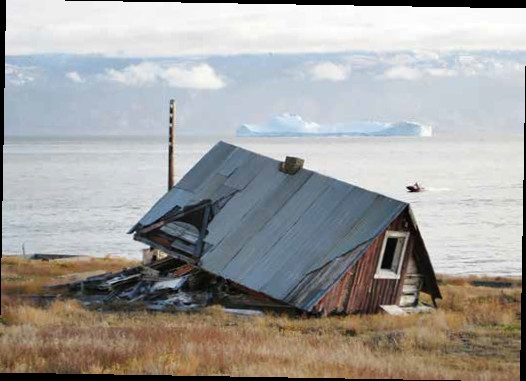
[3,135,523,276]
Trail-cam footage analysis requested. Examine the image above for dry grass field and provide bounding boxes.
[0,256,521,379]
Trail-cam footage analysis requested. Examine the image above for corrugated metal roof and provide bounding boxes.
[131,141,408,312]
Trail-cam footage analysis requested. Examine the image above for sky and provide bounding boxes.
[4,2,526,136]
[6,3,526,56]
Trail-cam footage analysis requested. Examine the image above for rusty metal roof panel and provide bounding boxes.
[132,142,243,230]
[228,185,406,308]
[132,187,194,230]
[190,173,230,203]
[203,159,287,246]
[220,179,354,293]
[218,148,254,177]
[131,141,409,311]
[322,196,409,265]
[213,173,331,281]
[201,168,313,272]
[176,142,237,191]
[222,153,271,191]
[285,241,371,311]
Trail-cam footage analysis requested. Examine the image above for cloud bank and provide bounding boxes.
[308,62,352,82]
[383,66,423,80]
[65,71,84,83]
[103,62,226,89]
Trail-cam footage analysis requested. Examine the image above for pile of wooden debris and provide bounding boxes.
[46,256,290,315]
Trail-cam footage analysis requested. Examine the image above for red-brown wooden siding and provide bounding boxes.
[314,209,418,315]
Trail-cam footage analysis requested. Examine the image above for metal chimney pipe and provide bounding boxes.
[168,99,176,190]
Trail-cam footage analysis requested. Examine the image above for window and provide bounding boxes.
[161,221,200,244]
[375,231,410,279]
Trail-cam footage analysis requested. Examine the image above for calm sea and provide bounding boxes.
[3,135,523,276]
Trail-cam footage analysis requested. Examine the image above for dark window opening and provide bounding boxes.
[376,232,409,278]
[381,237,399,271]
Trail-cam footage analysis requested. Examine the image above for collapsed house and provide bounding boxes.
[128,141,441,315]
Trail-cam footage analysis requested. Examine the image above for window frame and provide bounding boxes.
[374,230,410,280]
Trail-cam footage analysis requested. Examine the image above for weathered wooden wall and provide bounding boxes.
[314,209,420,315]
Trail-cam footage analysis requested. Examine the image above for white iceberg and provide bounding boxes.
[237,114,321,137]
[237,114,432,137]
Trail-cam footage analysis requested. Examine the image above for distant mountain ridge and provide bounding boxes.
[5,51,525,136]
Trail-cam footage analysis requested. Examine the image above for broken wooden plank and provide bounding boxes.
[223,308,265,317]
[402,284,420,294]
[172,264,196,277]
[399,295,418,308]
[161,222,200,244]
[380,305,408,316]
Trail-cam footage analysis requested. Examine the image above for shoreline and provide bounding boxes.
[2,252,522,280]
